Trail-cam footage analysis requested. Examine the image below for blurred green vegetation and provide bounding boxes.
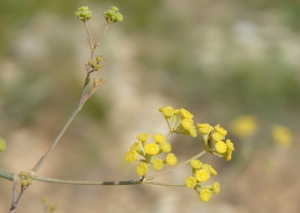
[0,0,299,154]
[0,0,300,212]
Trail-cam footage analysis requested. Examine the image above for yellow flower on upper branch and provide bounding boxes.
[159,106,197,138]
[272,125,292,148]
[180,108,194,119]
[159,106,175,118]
[197,123,234,161]
[231,116,257,138]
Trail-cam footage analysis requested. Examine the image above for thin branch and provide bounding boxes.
[144,181,185,187]
[0,168,15,181]
[31,78,90,173]
[33,175,141,186]
[93,23,110,49]
[84,21,93,49]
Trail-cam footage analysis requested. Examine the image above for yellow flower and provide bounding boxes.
[272,125,292,148]
[189,126,197,138]
[209,165,217,176]
[185,176,197,188]
[181,118,194,130]
[217,139,235,161]
[159,106,175,118]
[153,134,166,144]
[125,150,138,162]
[214,125,227,136]
[144,143,159,155]
[160,142,171,153]
[231,116,256,138]
[136,163,148,176]
[190,159,202,169]
[212,132,224,142]
[130,142,141,151]
[199,189,212,202]
[197,123,213,135]
[212,182,220,194]
[195,169,210,182]
[180,108,194,119]
[226,139,234,151]
[152,158,164,170]
[136,133,149,143]
[201,164,217,175]
[165,153,177,166]
[215,141,227,154]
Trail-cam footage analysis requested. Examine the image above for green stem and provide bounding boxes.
[33,175,141,186]
[0,168,15,181]
[31,79,89,173]
[84,21,93,49]
[0,167,185,187]
[94,23,110,49]
[144,181,185,187]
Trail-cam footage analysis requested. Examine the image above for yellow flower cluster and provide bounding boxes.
[185,159,220,202]
[19,171,33,187]
[159,106,197,138]
[197,123,234,161]
[125,133,177,176]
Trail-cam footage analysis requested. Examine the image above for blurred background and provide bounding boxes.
[0,0,300,212]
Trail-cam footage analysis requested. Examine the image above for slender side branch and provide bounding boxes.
[94,23,110,49]
[84,21,93,49]
[31,79,90,173]
[0,168,15,181]
[144,181,185,187]
[33,175,141,186]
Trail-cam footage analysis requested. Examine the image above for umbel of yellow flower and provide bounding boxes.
[197,123,234,161]
[185,159,220,202]
[125,132,177,176]
[159,106,197,138]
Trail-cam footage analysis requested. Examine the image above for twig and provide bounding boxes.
[31,79,90,173]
